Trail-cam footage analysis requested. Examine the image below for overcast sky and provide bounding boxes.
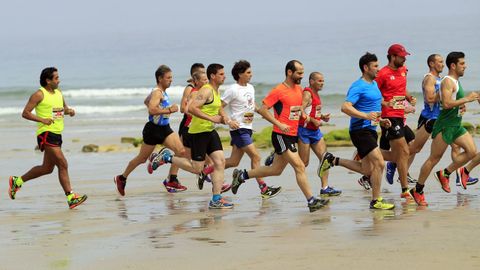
[1,0,478,38]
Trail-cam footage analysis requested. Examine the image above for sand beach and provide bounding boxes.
[1,115,480,270]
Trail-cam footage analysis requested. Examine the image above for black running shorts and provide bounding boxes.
[142,122,174,146]
[37,131,62,152]
[271,131,298,154]
[350,128,378,159]
[190,130,223,161]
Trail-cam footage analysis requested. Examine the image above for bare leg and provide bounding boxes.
[208,150,226,195]
[21,147,56,182]
[390,137,410,189]
[122,143,156,178]
[417,133,449,185]
[310,138,329,188]
[281,150,313,199]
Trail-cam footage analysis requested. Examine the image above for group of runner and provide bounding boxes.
[8,44,480,212]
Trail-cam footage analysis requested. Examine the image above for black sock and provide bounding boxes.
[169,175,178,183]
[402,187,408,193]
[444,168,451,178]
[464,167,470,175]
[120,175,127,181]
[308,196,316,204]
[416,183,425,194]
[370,199,377,206]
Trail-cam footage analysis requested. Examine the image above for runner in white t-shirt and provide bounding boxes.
[222,60,282,199]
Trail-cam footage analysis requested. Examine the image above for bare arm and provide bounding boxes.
[441,79,478,109]
[189,87,222,123]
[257,102,290,133]
[147,89,173,115]
[406,89,417,106]
[63,97,75,117]
[301,90,320,127]
[422,75,438,104]
[341,101,377,121]
[22,90,53,125]
[180,85,193,113]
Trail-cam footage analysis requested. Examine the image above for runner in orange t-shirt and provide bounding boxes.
[231,60,329,213]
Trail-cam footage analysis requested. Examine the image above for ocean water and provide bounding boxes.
[1,15,479,123]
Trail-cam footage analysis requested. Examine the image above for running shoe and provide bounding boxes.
[319,152,335,178]
[264,151,275,166]
[308,197,330,213]
[209,198,234,209]
[435,170,451,193]
[456,167,469,190]
[358,175,371,190]
[221,183,232,193]
[467,177,479,185]
[163,179,187,193]
[147,151,159,174]
[456,175,479,186]
[400,190,412,199]
[150,148,172,172]
[67,193,88,209]
[8,176,22,200]
[114,175,126,196]
[385,161,396,185]
[203,164,214,175]
[409,188,428,206]
[370,197,395,210]
[231,169,246,194]
[320,186,342,196]
[261,186,282,199]
[197,172,207,190]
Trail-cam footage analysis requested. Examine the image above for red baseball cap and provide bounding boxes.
[388,44,411,57]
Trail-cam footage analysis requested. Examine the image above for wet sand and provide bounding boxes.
[2,134,480,269]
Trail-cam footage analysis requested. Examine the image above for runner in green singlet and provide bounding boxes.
[410,52,479,206]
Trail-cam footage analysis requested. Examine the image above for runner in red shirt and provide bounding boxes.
[231,60,329,213]
[375,44,417,198]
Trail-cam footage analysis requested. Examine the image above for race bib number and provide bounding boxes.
[243,112,254,124]
[314,105,322,118]
[392,96,406,109]
[289,106,301,120]
[52,108,64,119]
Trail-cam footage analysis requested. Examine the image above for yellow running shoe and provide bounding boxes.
[370,197,395,210]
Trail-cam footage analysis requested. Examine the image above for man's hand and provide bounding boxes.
[366,112,379,121]
[320,113,331,122]
[466,92,479,102]
[379,118,391,128]
[228,120,240,129]
[211,115,223,124]
[169,104,179,113]
[66,108,75,117]
[41,118,54,125]
[409,96,417,106]
[277,123,290,133]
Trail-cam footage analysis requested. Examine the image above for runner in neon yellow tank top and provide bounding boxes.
[411,52,480,207]
[151,63,238,209]
[8,67,87,209]
[188,83,221,133]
